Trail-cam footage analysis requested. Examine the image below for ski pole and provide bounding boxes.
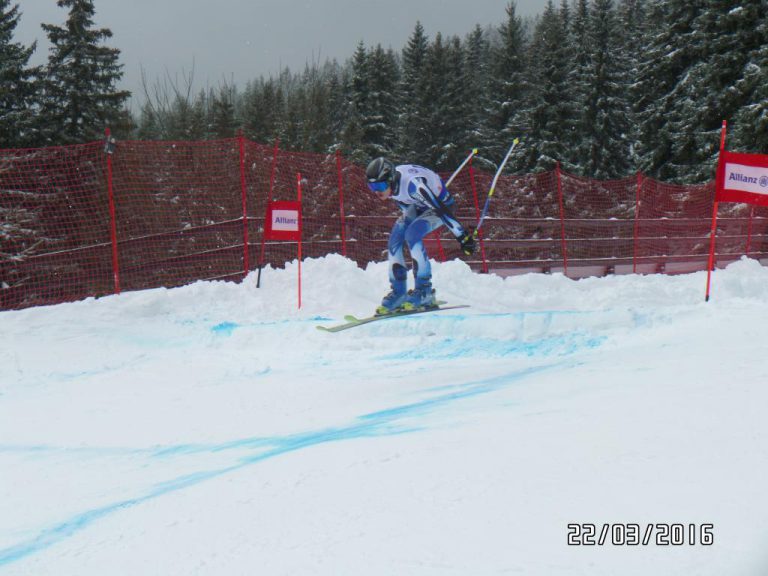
[445,148,478,188]
[474,138,520,236]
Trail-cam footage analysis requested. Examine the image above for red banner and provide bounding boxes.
[264,200,302,241]
[715,149,768,207]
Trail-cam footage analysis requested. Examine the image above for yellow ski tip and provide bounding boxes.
[471,148,478,154]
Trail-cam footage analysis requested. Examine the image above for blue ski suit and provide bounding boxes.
[387,164,467,287]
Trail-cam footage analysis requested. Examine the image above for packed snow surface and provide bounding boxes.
[1,255,767,575]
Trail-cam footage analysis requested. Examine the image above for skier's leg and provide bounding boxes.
[403,212,443,308]
[387,216,408,285]
[377,215,409,313]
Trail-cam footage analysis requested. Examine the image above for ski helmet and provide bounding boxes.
[365,157,396,190]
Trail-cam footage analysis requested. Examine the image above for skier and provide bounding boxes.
[365,157,477,315]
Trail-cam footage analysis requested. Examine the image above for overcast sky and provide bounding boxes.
[14,0,543,110]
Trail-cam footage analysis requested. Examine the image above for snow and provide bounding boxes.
[1,254,767,575]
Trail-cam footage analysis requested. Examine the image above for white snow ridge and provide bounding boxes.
[1,255,767,575]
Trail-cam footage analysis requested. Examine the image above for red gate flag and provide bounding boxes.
[706,120,768,302]
[264,200,302,241]
[715,149,768,207]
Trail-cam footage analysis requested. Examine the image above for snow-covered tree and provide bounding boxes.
[662,0,766,182]
[38,0,130,144]
[635,0,706,181]
[461,25,492,153]
[487,1,529,161]
[397,28,474,169]
[439,35,473,168]
[724,0,768,152]
[241,75,286,145]
[419,32,457,167]
[325,61,349,152]
[207,84,238,139]
[341,42,399,162]
[398,22,430,162]
[550,0,590,174]
[0,1,40,147]
[515,1,577,173]
[365,45,399,158]
[732,2,768,154]
[578,0,632,179]
[303,61,342,153]
[618,0,647,170]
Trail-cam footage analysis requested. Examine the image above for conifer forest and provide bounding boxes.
[1,0,766,184]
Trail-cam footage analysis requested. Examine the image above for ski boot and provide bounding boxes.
[376,280,407,315]
[402,278,437,311]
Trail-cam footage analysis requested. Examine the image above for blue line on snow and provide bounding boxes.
[211,321,240,336]
[0,360,575,567]
[378,334,605,361]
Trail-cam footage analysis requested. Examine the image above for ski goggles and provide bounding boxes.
[367,181,389,193]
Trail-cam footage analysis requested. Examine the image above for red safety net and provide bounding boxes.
[1,142,113,309]
[2,137,766,311]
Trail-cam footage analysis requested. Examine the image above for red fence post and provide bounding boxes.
[104,128,120,294]
[257,139,280,288]
[238,131,249,278]
[336,149,347,257]
[263,139,279,260]
[633,172,643,274]
[434,233,446,262]
[469,159,489,273]
[556,162,568,277]
[706,200,720,301]
[705,121,728,302]
[745,206,755,256]
[297,172,303,309]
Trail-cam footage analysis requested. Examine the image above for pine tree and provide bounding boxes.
[562,0,592,173]
[667,0,766,182]
[515,1,576,173]
[240,80,261,141]
[136,101,161,140]
[340,42,370,162]
[398,22,430,162]
[282,79,307,150]
[421,32,452,167]
[618,0,647,171]
[343,42,399,161]
[487,1,529,161]
[556,0,589,172]
[462,25,492,152]
[39,0,130,145]
[325,61,348,152]
[365,45,399,158]
[0,1,39,147]
[163,90,205,140]
[242,76,286,145]
[732,1,768,153]
[439,35,471,168]
[209,83,238,139]
[579,0,632,179]
[301,62,335,153]
[635,0,707,181]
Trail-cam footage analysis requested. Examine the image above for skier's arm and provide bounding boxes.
[408,178,476,255]
[408,178,463,235]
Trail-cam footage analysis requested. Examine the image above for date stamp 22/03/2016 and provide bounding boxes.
[567,523,714,546]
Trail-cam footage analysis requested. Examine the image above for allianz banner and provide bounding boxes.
[715,150,768,207]
[264,200,302,241]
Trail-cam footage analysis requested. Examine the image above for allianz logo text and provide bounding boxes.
[729,172,768,187]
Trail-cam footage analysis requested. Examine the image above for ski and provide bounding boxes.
[317,302,470,333]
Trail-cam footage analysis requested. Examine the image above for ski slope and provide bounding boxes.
[1,255,767,575]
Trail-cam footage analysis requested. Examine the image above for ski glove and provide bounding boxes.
[457,229,477,256]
